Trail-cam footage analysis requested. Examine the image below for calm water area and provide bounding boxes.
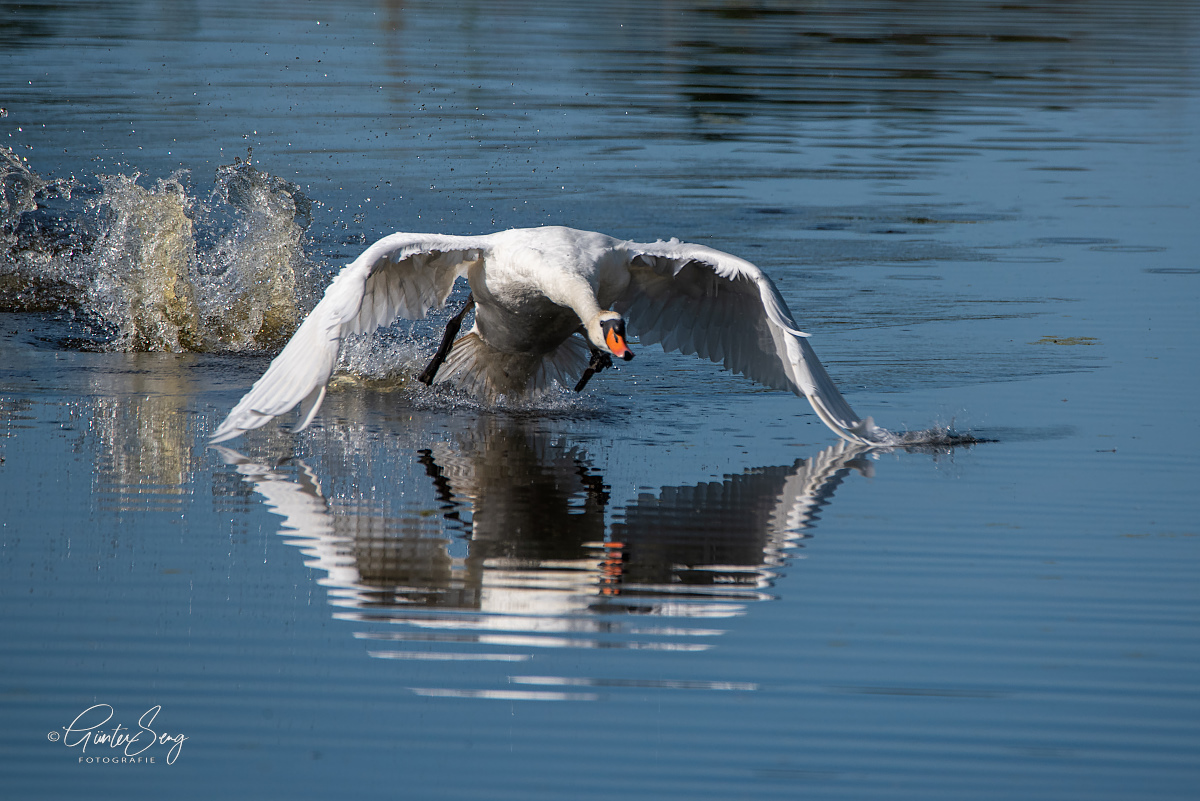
[2,1,1199,799]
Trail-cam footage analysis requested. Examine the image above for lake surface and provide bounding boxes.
[2,1,1198,799]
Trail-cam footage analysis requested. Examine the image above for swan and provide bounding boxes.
[209,226,891,445]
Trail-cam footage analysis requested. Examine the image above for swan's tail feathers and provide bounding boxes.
[782,333,894,446]
[532,334,592,392]
[435,331,591,400]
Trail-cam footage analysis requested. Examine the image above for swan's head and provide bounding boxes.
[587,311,634,361]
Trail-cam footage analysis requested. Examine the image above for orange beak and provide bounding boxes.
[605,325,633,361]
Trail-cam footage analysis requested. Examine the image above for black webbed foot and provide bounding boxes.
[574,349,613,392]
[418,294,475,386]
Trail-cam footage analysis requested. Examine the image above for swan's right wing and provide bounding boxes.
[209,232,492,443]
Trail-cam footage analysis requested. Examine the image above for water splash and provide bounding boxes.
[0,147,315,352]
[0,147,81,313]
[878,424,993,450]
[198,157,317,351]
[88,173,204,351]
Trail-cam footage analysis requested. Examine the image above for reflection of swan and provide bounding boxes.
[210,226,888,445]
[213,423,874,697]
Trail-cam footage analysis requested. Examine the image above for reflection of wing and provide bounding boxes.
[610,441,873,591]
[616,239,886,444]
[767,439,875,551]
[211,447,354,592]
[213,446,461,608]
[210,233,490,443]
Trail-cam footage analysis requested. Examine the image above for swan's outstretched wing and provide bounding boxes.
[210,232,492,443]
[614,239,890,445]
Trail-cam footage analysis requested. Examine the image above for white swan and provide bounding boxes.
[209,226,890,445]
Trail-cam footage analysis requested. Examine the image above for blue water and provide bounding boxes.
[2,2,1199,799]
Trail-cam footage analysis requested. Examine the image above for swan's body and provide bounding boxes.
[210,226,890,445]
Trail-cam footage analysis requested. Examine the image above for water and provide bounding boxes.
[2,1,1199,798]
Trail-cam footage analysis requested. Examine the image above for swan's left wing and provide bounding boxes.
[614,239,890,445]
[210,232,492,443]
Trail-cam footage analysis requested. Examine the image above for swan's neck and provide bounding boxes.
[543,275,605,344]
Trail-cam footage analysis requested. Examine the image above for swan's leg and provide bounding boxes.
[418,294,475,386]
[573,348,613,392]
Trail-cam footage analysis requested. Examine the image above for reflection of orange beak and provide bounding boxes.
[605,326,634,360]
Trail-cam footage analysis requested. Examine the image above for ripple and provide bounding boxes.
[358,631,714,652]
[408,688,598,701]
[368,651,531,662]
[1144,267,1200,275]
[510,675,758,692]
[1092,244,1166,253]
[991,254,1065,264]
[1036,236,1119,246]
